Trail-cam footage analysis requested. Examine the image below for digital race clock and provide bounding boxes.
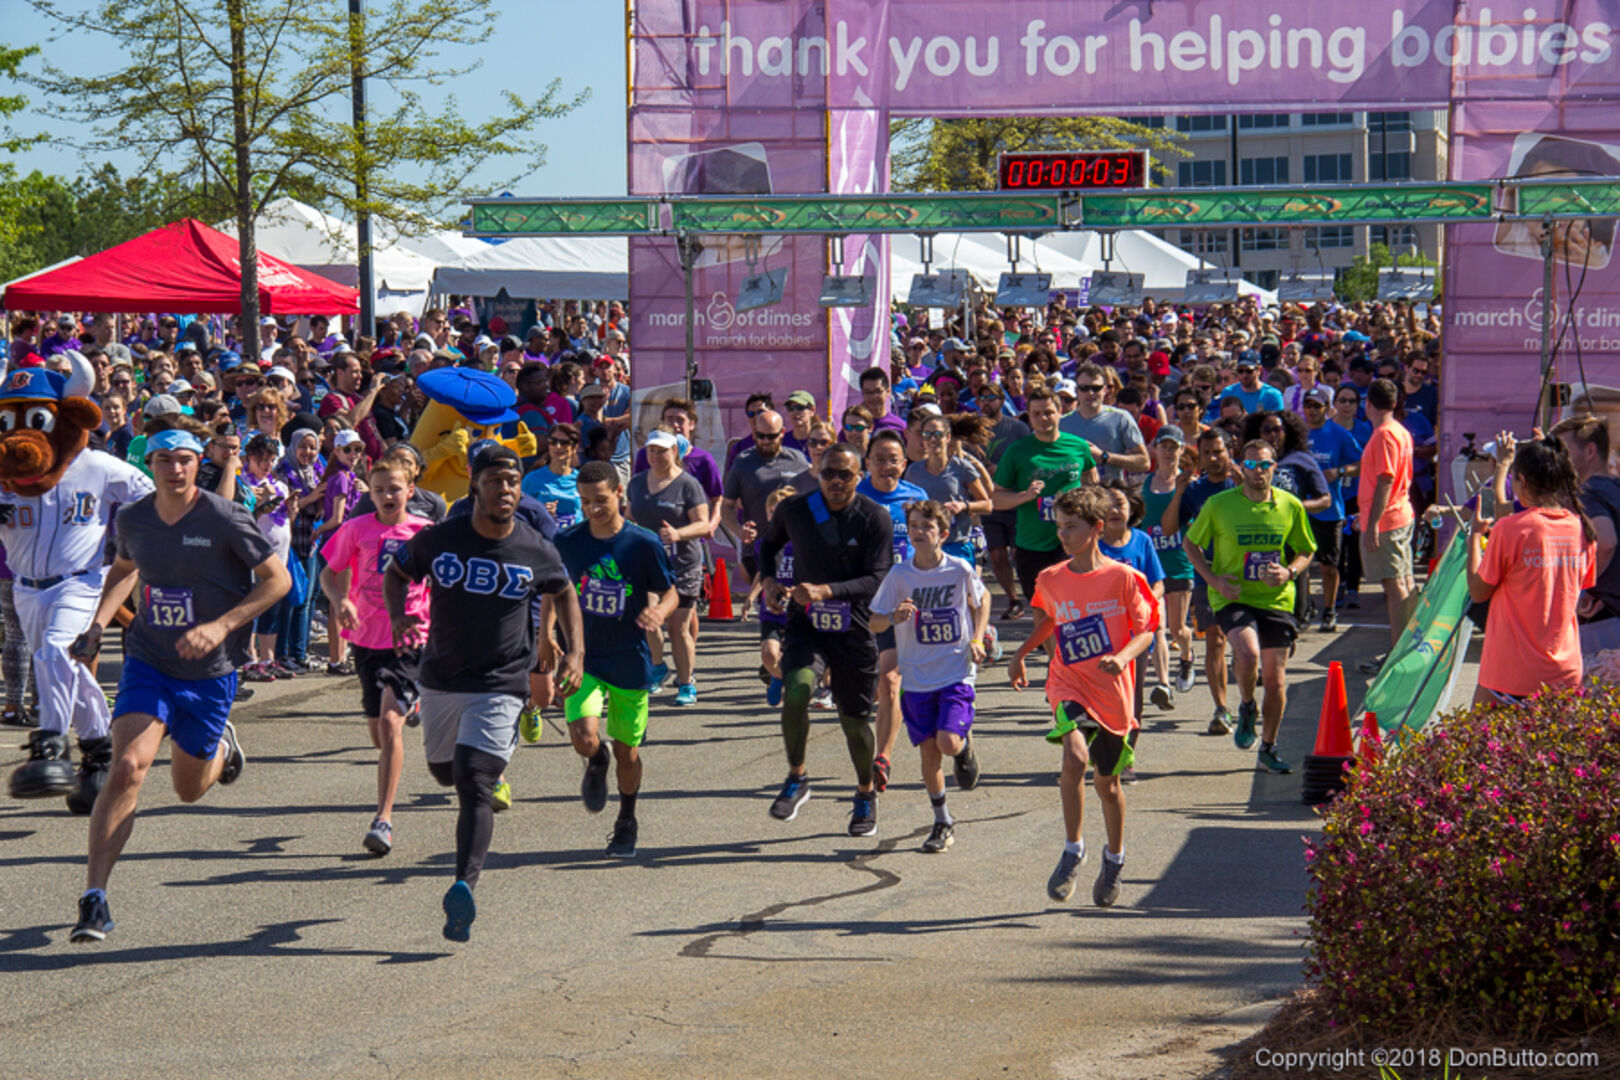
[997,150,1149,191]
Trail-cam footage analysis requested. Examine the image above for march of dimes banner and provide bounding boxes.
[628,1,1620,455]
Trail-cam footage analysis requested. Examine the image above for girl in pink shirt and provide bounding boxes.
[1467,439,1597,705]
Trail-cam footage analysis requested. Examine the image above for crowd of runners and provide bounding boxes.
[3,291,1604,944]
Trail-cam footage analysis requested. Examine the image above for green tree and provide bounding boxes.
[0,42,43,258]
[1335,242,1442,303]
[27,0,587,359]
[889,117,1186,192]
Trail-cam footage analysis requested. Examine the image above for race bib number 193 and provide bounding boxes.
[808,600,851,633]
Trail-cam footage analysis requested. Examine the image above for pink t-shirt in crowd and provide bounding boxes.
[319,513,434,650]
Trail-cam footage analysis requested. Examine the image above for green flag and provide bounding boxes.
[1359,530,1475,742]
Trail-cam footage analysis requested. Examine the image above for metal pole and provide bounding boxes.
[350,0,375,341]
[1229,114,1241,271]
[1539,213,1556,431]
[679,233,701,401]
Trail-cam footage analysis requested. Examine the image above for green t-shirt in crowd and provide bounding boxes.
[992,432,1096,552]
[1183,486,1316,612]
[1140,477,1195,581]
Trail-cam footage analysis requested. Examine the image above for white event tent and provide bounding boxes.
[887,230,1278,306]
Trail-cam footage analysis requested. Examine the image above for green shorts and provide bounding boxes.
[1048,701,1134,777]
[565,674,650,747]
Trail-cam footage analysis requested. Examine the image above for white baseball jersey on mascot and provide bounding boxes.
[0,447,154,740]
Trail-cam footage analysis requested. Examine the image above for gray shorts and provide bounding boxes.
[1361,522,1414,582]
[419,689,524,766]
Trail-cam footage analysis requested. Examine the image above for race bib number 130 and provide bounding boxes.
[1057,615,1110,665]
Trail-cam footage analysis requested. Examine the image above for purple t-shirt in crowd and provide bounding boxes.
[632,444,723,499]
[322,466,362,522]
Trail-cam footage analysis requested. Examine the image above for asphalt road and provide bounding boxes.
[0,594,1466,1080]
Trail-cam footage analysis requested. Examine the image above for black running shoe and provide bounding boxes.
[921,820,954,853]
[218,721,244,785]
[769,774,811,821]
[848,791,877,837]
[70,893,113,943]
[605,817,638,858]
[581,747,610,813]
[952,734,981,792]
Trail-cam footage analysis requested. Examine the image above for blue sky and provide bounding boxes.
[4,0,628,201]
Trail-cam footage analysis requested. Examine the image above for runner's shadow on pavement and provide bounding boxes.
[0,919,450,966]
[1014,931,1302,997]
[1127,825,1310,919]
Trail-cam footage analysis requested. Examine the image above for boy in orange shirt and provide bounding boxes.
[1010,487,1159,908]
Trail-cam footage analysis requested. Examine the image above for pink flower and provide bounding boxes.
[1359,821,1374,837]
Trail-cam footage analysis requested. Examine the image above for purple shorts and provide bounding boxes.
[901,683,976,747]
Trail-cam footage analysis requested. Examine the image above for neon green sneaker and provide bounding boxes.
[491,779,512,813]
[519,704,544,744]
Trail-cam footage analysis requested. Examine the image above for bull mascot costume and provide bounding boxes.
[0,351,155,813]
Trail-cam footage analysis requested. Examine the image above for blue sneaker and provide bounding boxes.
[769,774,811,821]
[442,880,476,942]
[1234,701,1260,750]
[848,790,877,837]
[766,677,783,706]
[648,663,670,693]
[674,683,697,707]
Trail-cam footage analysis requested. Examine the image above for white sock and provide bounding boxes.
[930,792,950,824]
[1104,847,1125,865]
[1064,839,1084,857]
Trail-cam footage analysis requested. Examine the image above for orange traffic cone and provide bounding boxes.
[1302,661,1356,805]
[708,557,735,621]
[1312,661,1354,757]
[1359,710,1382,767]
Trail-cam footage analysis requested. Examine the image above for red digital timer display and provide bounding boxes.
[998,151,1148,190]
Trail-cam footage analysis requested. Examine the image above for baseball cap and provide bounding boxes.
[1154,424,1187,445]
[1304,387,1334,406]
[785,389,815,408]
[526,325,548,339]
[578,381,608,400]
[646,429,680,450]
[267,366,297,384]
[333,429,363,449]
[499,335,523,353]
[942,337,970,352]
[909,402,943,420]
[470,442,521,476]
[144,428,205,458]
[1054,379,1079,398]
[413,333,435,350]
[142,394,183,418]
[168,378,194,395]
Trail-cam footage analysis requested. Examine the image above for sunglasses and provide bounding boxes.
[1242,459,1276,470]
[922,430,948,441]
[548,438,577,448]
[1176,401,1199,410]
[807,438,833,449]
[1304,400,1327,409]
[755,431,784,441]
[821,467,857,481]
[1075,384,1105,394]
[746,408,767,419]
[785,403,813,412]
[256,404,278,412]
[1193,383,1214,393]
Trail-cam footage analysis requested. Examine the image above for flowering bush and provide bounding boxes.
[1303,687,1620,1037]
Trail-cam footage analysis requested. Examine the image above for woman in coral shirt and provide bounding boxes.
[1466,438,1597,705]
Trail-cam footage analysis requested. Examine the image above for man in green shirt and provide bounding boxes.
[992,386,1098,604]
[1183,440,1315,775]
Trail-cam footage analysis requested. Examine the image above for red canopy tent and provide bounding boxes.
[1,218,359,315]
